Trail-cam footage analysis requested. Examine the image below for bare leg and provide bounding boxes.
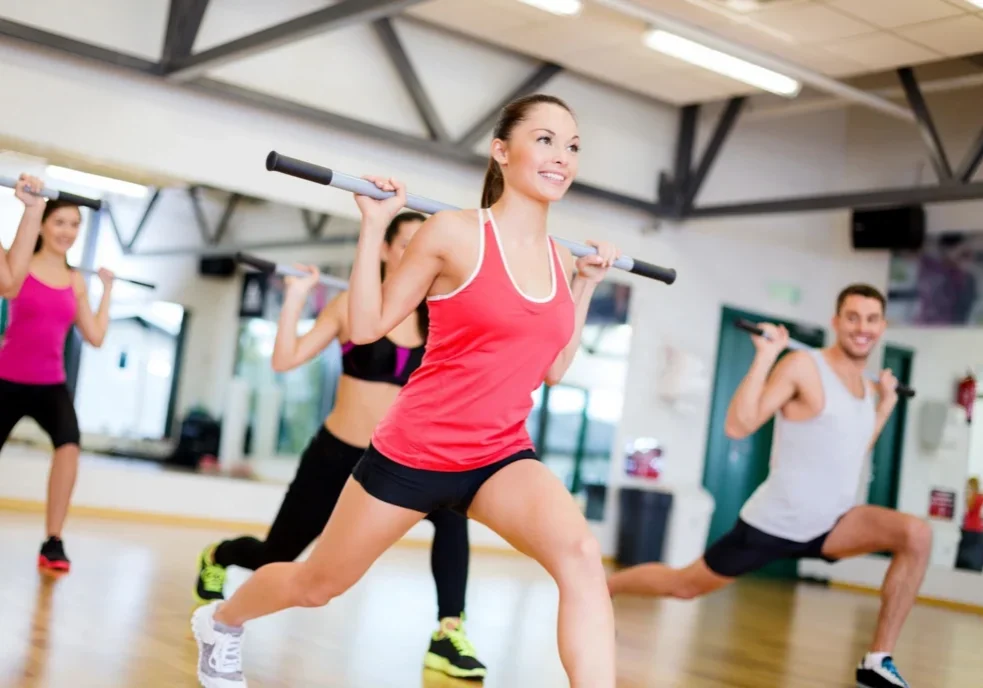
[821,505,932,653]
[467,460,613,688]
[214,477,424,627]
[607,558,732,599]
[45,444,79,538]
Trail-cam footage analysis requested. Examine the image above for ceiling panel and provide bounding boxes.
[898,14,983,56]
[826,0,965,30]
[747,3,877,43]
[500,3,647,61]
[823,32,941,71]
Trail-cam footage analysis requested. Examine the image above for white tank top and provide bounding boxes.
[739,349,876,542]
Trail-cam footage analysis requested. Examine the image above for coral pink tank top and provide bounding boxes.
[0,273,77,385]
[371,208,575,472]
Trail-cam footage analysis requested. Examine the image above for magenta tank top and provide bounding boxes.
[0,273,77,385]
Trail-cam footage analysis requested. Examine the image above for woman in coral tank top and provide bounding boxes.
[195,95,621,688]
[0,174,114,573]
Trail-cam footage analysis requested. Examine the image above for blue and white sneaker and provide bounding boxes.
[856,653,910,688]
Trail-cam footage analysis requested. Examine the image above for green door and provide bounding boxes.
[867,345,913,510]
[702,306,825,579]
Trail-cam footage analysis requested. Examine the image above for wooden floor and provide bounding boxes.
[1,511,980,688]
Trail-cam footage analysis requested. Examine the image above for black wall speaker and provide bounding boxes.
[851,205,925,251]
[198,255,237,277]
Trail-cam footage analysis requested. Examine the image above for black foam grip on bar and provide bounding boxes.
[630,260,676,285]
[118,276,156,290]
[266,151,334,186]
[235,252,277,274]
[732,318,915,398]
[56,190,102,210]
[734,318,763,336]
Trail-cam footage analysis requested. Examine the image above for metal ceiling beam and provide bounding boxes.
[188,78,666,215]
[674,105,698,193]
[957,126,983,183]
[372,18,450,143]
[165,0,429,82]
[161,0,211,66]
[0,18,161,73]
[897,67,952,181]
[0,19,663,216]
[689,180,983,218]
[456,63,564,150]
[684,97,746,210]
[593,0,916,124]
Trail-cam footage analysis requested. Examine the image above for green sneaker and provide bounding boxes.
[193,544,226,605]
[423,617,487,681]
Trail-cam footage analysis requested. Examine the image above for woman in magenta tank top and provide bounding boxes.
[195,95,621,688]
[0,176,115,573]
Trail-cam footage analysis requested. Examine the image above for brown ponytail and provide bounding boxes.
[480,93,575,209]
[481,158,505,208]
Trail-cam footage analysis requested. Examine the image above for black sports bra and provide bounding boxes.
[340,336,425,386]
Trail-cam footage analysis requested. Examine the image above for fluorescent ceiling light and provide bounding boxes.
[643,29,801,97]
[518,0,582,16]
[968,0,983,9]
[45,165,150,198]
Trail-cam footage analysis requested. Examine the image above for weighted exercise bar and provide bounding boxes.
[0,175,103,210]
[236,252,350,291]
[73,267,156,290]
[734,319,915,398]
[265,151,677,286]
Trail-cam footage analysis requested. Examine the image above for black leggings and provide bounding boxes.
[0,378,80,449]
[213,426,470,620]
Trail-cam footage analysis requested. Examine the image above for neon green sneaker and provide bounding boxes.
[423,617,487,681]
[193,544,226,605]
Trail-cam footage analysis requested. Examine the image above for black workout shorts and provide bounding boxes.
[0,378,80,450]
[352,442,538,516]
[703,518,840,578]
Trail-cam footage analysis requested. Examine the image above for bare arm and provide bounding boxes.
[545,246,592,386]
[1,175,46,297]
[272,288,347,373]
[73,270,112,347]
[725,348,806,439]
[865,370,900,453]
[348,180,450,343]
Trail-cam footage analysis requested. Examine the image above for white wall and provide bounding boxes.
[879,328,982,519]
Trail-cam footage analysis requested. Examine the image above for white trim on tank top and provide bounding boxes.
[426,208,487,302]
[486,207,556,304]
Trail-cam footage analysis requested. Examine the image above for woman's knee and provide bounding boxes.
[552,532,605,582]
[292,562,355,608]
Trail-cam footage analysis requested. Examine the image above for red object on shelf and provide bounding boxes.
[957,372,976,424]
[625,440,663,480]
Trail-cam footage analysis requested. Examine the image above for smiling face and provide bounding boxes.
[492,102,580,204]
[39,203,82,257]
[833,293,887,362]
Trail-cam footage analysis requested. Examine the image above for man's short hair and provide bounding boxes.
[836,283,886,314]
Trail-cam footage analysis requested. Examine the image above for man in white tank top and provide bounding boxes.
[608,285,930,688]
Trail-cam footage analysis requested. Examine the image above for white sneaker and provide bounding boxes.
[192,601,247,687]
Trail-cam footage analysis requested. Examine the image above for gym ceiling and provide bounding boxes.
[2,0,983,219]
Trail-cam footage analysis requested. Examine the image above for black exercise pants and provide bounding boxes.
[0,378,80,450]
[213,426,470,620]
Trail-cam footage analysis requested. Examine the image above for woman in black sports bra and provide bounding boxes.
[191,213,486,681]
